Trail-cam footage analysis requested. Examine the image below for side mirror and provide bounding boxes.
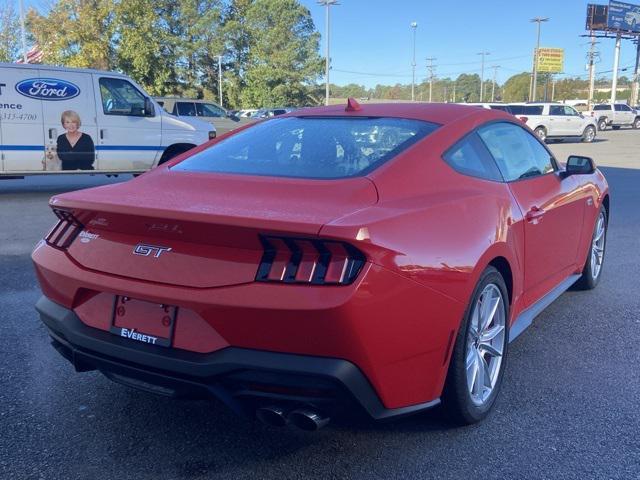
[144,97,155,117]
[564,155,595,177]
[228,113,240,122]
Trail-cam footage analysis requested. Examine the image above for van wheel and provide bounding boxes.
[633,117,640,129]
[158,145,195,166]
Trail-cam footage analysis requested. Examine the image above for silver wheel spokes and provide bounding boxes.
[591,212,606,280]
[466,284,506,406]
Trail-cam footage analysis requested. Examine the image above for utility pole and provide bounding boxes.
[632,38,640,106]
[551,75,556,101]
[452,83,456,103]
[611,33,622,104]
[411,22,417,101]
[587,36,600,110]
[19,0,27,62]
[426,57,437,103]
[477,51,490,102]
[530,17,550,102]
[217,55,223,108]
[318,0,339,106]
[491,65,500,101]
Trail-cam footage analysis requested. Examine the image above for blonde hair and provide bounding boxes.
[61,110,81,127]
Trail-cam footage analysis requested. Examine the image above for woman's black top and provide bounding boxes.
[56,133,95,170]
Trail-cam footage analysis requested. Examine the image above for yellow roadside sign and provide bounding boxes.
[537,48,564,73]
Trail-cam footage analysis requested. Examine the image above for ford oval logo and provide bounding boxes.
[15,78,80,101]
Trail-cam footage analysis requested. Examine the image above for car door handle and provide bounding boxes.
[48,128,57,140]
[100,129,106,140]
[525,206,545,222]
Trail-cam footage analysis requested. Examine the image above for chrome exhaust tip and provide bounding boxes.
[255,405,289,427]
[287,408,330,431]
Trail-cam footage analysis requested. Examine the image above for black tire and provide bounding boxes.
[442,266,509,425]
[534,126,547,142]
[574,205,607,290]
[582,125,596,143]
[597,118,608,131]
[633,117,640,129]
[158,145,195,166]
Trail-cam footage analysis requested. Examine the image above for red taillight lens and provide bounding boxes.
[44,208,84,249]
[519,116,528,123]
[256,236,366,286]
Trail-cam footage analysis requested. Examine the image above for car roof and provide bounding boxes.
[284,102,491,126]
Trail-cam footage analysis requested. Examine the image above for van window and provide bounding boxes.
[99,78,147,116]
[197,103,225,117]
[176,102,197,116]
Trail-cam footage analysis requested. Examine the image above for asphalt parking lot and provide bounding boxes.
[1,129,639,480]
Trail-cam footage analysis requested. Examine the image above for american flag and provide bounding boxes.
[16,44,44,64]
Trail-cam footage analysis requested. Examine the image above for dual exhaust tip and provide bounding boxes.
[256,405,329,431]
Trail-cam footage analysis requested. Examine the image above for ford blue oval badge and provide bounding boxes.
[15,78,80,101]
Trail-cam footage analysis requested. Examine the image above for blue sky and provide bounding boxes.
[300,0,640,87]
[16,0,640,87]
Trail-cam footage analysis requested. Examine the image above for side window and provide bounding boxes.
[614,104,623,112]
[564,106,579,116]
[478,123,555,182]
[176,102,197,116]
[549,105,565,116]
[442,133,502,182]
[99,78,147,116]
[196,103,225,117]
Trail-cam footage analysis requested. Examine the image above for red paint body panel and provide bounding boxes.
[32,103,610,411]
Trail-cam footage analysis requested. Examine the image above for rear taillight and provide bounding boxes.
[256,236,366,286]
[45,208,84,249]
[518,116,528,123]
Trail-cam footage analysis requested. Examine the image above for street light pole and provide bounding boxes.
[426,57,436,103]
[318,0,339,106]
[217,55,223,108]
[411,22,417,101]
[491,65,500,102]
[530,17,549,102]
[19,0,27,62]
[477,51,490,102]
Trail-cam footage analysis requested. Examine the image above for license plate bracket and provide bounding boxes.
[109,296,177,348]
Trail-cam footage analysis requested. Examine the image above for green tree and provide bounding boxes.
[502,72,531,102]
[0,1,20,62]
[240,0,323,107]
[27,0,116,69]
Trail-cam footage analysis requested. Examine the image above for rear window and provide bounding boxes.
[172,117,439,179]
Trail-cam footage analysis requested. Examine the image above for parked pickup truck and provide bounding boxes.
[588,103,640,131]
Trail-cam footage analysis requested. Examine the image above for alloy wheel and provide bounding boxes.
[591,211,606,280]
[465,284,506,406]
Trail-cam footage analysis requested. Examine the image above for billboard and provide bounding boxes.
[536,48,564,73]
[586,4,609,31]
[607,0,640,33]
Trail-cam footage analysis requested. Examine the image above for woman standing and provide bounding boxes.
[56,110,95,170]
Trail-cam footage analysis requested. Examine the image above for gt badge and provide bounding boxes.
[133,243,172,258]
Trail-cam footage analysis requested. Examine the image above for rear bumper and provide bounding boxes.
[36,296,439,420]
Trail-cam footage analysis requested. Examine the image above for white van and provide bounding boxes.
[0,62,214,177]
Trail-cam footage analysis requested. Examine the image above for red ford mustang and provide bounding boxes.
[33,101,609,430]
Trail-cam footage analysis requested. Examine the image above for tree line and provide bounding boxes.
[0,0,632,108]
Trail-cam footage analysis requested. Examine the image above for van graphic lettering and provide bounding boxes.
[15,78,80,101]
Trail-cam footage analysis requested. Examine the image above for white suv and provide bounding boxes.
[588,103,640,131]
[509,103,598,143]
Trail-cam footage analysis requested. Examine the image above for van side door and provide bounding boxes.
[1,67,45,172]
[40,70,98,171]
[93,76,161,171]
